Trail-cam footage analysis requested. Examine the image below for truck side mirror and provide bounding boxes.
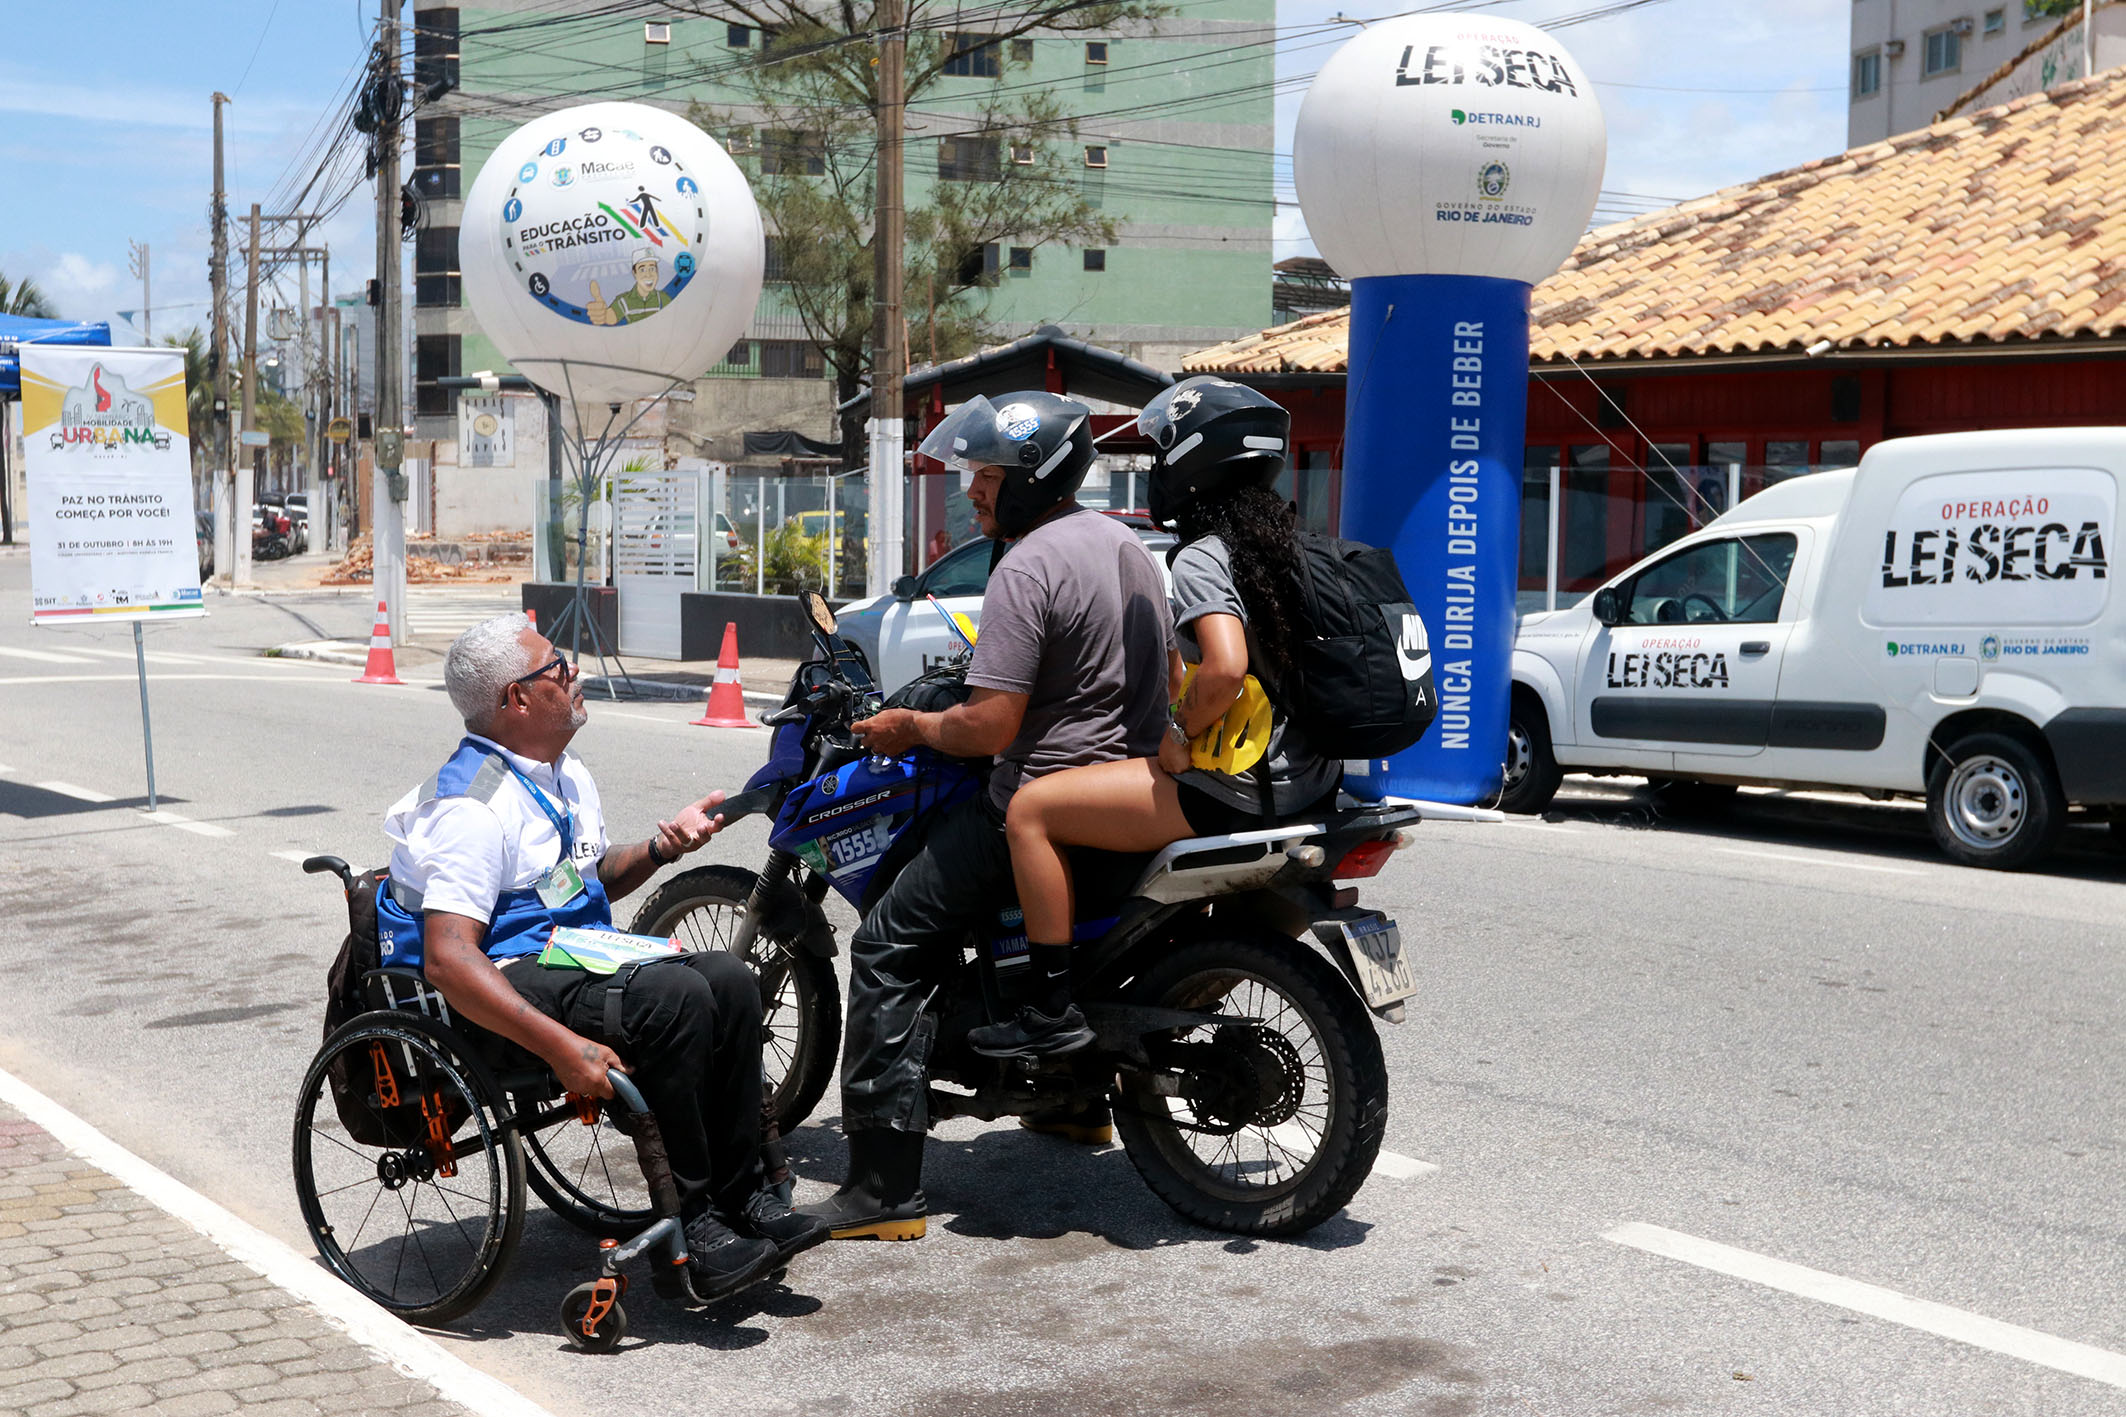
[1592,587,1623,626]
[892,575,919,602]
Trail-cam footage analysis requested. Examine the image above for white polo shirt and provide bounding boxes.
[383,733,610,925]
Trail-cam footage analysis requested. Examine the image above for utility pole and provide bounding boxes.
[865,0,908,598]
[240,203,262,588]
[372,0,408,642]
[128,241,151,341]
[210,93,233,583]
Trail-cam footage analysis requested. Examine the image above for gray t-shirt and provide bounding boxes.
[966,505,1175,808]
[1171,535,1343,817]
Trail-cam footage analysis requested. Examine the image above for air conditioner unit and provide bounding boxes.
[1951,16,1975,35]
[644,20,671,44]
[1884,37,1906,56]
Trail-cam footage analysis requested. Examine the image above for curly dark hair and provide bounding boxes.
[1176,484,1305,684]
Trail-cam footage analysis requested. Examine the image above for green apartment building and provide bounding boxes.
[408,1,1276,459]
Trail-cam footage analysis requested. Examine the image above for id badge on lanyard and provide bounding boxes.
[537,857,587,908]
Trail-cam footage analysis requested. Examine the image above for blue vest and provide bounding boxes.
[377,739,611,972]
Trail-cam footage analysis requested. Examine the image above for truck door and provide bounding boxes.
[1578,532,1801,760]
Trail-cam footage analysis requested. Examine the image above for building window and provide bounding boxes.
[943,33,1000,77]
[1010,142,1034,165]
[1084,144,1108,168]
[1010,37,1033,62]
[1852,49,1882,98]
[414,225,459,308]
[761,129,826,176]
[1984,8,2005,34]
[727,127,756,155]
[1083,248,1106,272]
[1085,40,1108,63]
[411,8,459,98]
[412,115,460,198]
[727,22,749,46]
[643,20,670,43]
[720,339,753,368]
[1007,246,1033,272]
[1923,26,1961,76]
[759,340,824,379]
[764,235,791,282]
[938,135,1001,181]
[414,334,460,417]
[956,242,999,286]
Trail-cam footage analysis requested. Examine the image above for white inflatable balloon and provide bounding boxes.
[459,101,764,407]
[1293,16,1606,283]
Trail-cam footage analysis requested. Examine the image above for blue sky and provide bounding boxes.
[0,0,1853,332]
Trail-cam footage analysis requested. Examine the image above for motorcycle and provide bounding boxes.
[253,506,294,562]
[632,591,1429,1236]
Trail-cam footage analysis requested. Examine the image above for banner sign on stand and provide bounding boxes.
[20,346,203,624]
[458,394,514,467]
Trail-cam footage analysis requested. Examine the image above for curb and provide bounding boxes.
[267,641,370,667]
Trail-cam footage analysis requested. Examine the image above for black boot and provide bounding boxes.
[1019,1098,1113,1145]
[794,1128,928,1241]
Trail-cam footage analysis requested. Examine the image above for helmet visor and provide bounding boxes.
[916,396,1013,475]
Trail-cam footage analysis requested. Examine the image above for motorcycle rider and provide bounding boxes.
[796,390,1175,1241]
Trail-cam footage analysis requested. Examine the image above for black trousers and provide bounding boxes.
[506,950,764,1215]
[841,795,1013,1134]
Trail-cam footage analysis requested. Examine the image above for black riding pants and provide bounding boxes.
[505,950,764,1216]
[841,794,1013,1134]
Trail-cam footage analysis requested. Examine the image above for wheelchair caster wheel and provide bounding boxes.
[560,1280,628,1352]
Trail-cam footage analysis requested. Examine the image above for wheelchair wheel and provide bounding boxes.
[521,1099,656,1239]
[294,1011,524,1324]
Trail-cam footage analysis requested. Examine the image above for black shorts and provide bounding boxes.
[1176,775,1341,836]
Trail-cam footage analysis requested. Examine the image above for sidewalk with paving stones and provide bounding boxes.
[0,1102,474,1417]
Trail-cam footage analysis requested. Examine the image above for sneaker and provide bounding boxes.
[968,1003,1096,1059]
[738,1188,832,1262]
[679,1210,780,1304]
[1020,1100,1113,1146]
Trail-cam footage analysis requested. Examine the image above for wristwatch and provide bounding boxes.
[646,837,672,867]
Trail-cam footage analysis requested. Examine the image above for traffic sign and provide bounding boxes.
[326,417,352,444]
[239,430,270,448]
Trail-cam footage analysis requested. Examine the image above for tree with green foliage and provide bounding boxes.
[0,272,56,319]
[682,0,1159,459]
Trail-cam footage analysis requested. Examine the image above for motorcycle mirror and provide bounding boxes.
[801,589,838,637]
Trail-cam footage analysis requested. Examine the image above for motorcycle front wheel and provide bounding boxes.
[1113,932,1388,1237]
[629,864,841,1134]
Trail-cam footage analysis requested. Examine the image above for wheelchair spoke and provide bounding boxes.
[396,1189,445,1300]
[420,1178,482,1267]
[348,1182,386,1254]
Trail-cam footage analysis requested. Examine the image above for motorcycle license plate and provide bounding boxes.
[1332,914,1414,1009]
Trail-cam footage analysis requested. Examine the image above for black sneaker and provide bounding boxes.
[968,1003,1096,1058]
[737,1189,832,1262]
[679,1210,780,1304]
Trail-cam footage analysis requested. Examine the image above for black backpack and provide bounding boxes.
[1275,530,1438,760]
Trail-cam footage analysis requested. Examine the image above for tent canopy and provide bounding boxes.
[0,315,113,394]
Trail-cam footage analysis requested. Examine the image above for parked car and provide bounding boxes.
[1504,427,2125,870]
[836,517,1176,694]
[196,512,214,582]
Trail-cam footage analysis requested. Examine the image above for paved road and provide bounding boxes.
[3,549,2124,1414]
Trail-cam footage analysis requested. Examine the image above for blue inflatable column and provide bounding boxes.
[1339,272,1531,805]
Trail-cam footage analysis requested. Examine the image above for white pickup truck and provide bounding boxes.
[1503,428,2123,869]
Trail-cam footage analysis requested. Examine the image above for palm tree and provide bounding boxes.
[0,273,55,318]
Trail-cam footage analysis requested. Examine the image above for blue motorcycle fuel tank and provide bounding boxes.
[768,750,979,905]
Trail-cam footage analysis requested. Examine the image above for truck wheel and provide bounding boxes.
[1926,732,2065,870]
[1499,695,1562,814]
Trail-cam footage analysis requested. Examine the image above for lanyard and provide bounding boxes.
[480,748,575,859]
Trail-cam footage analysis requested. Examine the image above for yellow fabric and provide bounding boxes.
[1179,662,1272,775]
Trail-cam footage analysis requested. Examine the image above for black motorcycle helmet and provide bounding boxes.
[916,391,1095,537]
[1139,376,1291,529]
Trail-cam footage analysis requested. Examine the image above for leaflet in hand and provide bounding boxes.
[539,926,685,975]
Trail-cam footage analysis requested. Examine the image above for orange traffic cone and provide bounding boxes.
[692,622,752,727]
[354,598,403,685]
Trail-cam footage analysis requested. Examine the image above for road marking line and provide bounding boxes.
[66,646,213,665]
[1606,1223,2126,1389]
[1713,847,1923,876]
[143,809,235,839]
[1373,1149,1440,1180]
[0,643,95,664]
[270,849,314,864]
[38,780,116,803]
[1503,821,1578,834]
[0,761,13,774]
[0,673,393,686]
[0,1066,562,1417]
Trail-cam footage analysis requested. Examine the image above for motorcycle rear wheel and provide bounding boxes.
[629,864,841,1135]
[1113,933,1388,1237]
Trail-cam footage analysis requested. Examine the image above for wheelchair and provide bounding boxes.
[290,856,767,1351]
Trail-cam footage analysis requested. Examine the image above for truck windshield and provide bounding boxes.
[1623,533,1797,625]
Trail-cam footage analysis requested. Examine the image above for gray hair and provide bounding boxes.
[445,612,536,728]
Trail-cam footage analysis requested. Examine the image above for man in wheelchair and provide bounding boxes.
[376,612,825,1303]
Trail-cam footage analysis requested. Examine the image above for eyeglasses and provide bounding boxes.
[512,654,577,689]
